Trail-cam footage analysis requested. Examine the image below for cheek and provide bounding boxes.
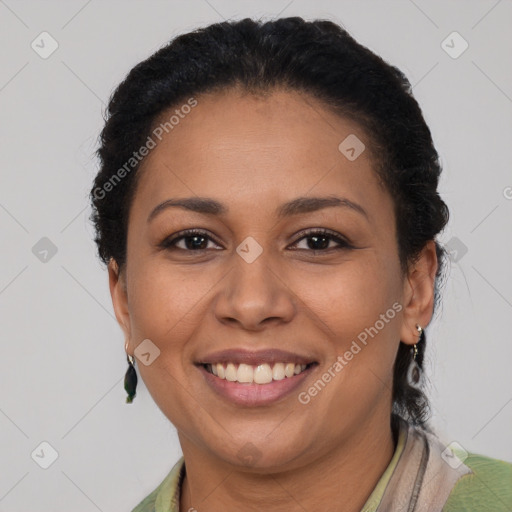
[127,259,210,330]
[294,254,402,388]
[125,262,211,422]
[124,261,217,377]
[295,256,399,331]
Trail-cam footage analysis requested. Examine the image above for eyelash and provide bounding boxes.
[159,228,353,254]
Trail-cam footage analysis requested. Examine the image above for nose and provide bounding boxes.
[213,252,296,331]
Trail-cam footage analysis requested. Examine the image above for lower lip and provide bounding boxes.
[197,364,316,407]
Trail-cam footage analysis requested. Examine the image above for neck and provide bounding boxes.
[178,413,397,512]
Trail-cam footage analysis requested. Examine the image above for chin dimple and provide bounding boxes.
[204,362,309,384]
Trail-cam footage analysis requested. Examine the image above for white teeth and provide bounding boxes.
[272,362,285,381]
[205,362,310,384]
[225,363,237,382]
[284,363,295,378]
[254,364,272,384]
[237,363,253,383]
[216,363,225,379]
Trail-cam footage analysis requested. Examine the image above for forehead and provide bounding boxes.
[132,88,392,226]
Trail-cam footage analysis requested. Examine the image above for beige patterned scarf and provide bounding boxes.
[376,417,472,511]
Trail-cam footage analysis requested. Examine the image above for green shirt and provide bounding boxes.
[131,420,512,511]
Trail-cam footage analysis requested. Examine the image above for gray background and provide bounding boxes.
[1,0,511,510]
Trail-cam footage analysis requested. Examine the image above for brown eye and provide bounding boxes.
[159,229,221,251]
[159,228,352,254]
[290,229,352,252]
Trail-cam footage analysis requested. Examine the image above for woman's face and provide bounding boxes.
[110,88,436,470]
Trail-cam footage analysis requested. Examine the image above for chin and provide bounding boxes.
[210,433,312,473]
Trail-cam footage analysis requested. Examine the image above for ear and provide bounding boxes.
[108,259,132,349]
[399,240,438,346]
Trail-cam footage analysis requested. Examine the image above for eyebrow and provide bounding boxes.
[147,195,369,223]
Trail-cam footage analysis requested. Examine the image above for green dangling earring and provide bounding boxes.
[124,353,138,403]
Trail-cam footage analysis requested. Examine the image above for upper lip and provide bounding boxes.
[196,348,317,366]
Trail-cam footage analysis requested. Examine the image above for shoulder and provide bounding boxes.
[131,457,185,512]
[442,452,512,511]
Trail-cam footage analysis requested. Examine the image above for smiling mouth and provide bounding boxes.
[201,362,317,385]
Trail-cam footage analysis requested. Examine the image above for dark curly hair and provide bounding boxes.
[90,17,449,430]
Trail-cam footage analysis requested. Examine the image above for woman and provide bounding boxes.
[89,17,511,512]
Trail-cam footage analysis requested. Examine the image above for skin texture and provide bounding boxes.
[109,88,438,512]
